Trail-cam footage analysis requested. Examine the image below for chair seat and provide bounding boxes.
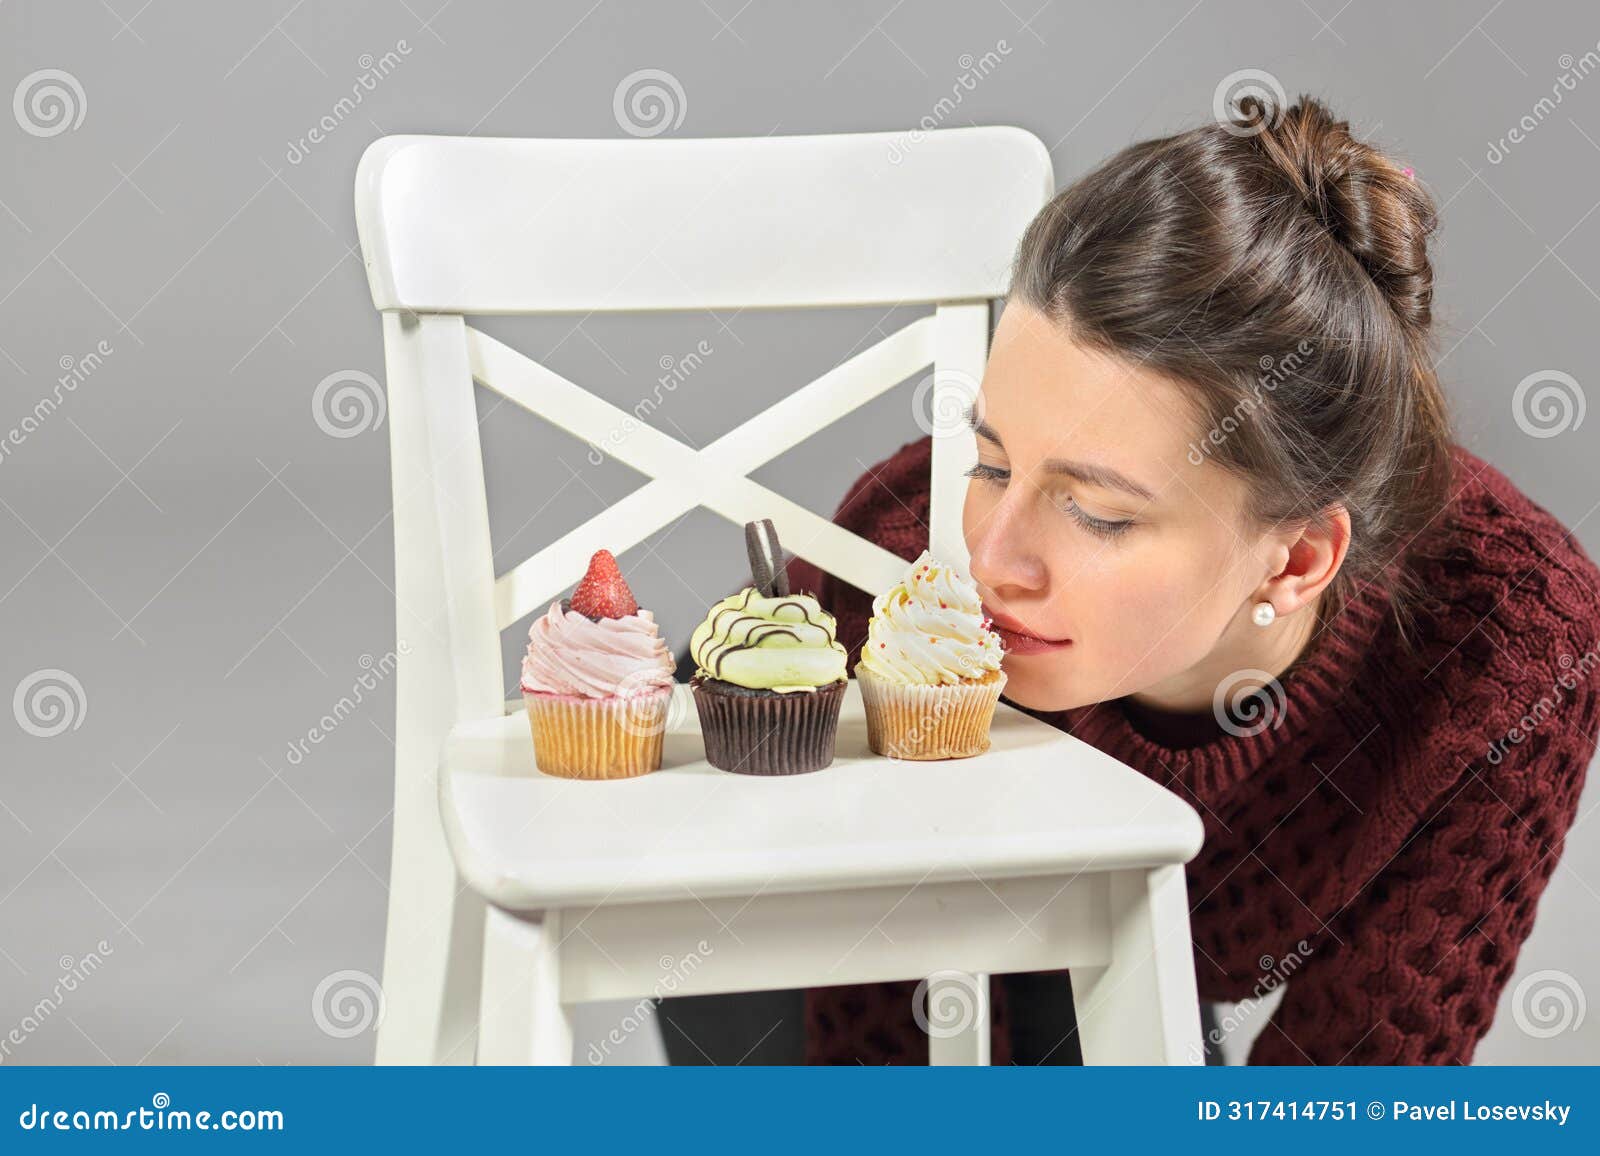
[439,681,1204,910]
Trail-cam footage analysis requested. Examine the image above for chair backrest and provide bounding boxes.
[355,128,1053,724]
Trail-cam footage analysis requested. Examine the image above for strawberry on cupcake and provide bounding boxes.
[520,549,676,779]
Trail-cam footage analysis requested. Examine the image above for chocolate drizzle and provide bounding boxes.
[692,587,838,679]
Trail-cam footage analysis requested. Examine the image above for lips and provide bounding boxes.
[983,605,1071,655]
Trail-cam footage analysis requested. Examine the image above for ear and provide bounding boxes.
[1259,505,1351,616]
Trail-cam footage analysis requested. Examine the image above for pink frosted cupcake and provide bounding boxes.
[520,550,675,780]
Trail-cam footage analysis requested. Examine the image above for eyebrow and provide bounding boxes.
[966,404,1156,503]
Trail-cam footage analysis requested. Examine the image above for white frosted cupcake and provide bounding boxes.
[854,550,1006,760]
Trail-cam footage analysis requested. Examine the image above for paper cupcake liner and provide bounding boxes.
[523,687,671,780]
[690,676,846,776]
[855,666,1007,760]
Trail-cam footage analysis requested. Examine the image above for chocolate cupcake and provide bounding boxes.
[689,520,847,775]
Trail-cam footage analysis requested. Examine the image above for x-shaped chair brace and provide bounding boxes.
[468,314,959,630]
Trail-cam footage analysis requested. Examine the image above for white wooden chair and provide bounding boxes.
[353,128,1205,1066]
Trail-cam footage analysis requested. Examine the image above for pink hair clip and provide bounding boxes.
[1401,166,1415,181]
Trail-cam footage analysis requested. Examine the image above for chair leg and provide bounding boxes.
[373,793,485,1065]
[1070,865,1203,1065]
[477,906,574,1065]
[375,308,504,1064]
[924,970,991,1065]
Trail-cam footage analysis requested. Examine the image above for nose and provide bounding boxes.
[966,488,1047,599]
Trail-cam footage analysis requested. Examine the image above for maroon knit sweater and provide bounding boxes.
[784,435,1600,1065]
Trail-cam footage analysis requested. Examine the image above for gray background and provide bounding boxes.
[2,0,1597,1065]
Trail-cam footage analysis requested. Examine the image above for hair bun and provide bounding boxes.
[1239,95,1437,330]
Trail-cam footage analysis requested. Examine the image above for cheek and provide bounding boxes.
[961,482,993,546]
[982,555,1130,706]
[1004,537,1243,708]
[1076,538,1250,683]
[1090,570,1216,670]
[961,481,1011,566]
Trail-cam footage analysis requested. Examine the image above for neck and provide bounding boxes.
[1130,598,1321,717]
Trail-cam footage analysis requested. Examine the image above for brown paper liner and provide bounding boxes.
[690,676,846,776]
[855,666,1007,760]
[523,688,670,780]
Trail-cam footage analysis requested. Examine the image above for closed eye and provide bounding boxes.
[1060,498,1134,539]
[963,462,1135,540]
[963,462,1009,484]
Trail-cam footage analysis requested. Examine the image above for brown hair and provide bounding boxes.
[1011,94,1453,627]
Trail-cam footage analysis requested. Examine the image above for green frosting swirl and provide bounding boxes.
[690,587,847,692]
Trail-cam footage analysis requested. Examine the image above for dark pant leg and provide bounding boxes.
[1002,974,1219,1065]
[1001,971,1083,1064]
[658,981,1212,1065]
[657,990,805,1065]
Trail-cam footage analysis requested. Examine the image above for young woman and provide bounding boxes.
[783,96,1600,1064]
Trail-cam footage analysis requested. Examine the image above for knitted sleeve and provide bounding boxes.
[1249,676,1596,1064]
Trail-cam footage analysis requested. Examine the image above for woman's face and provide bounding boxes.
[962,300,1287,713]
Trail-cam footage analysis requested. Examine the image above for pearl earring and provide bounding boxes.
[1251,601,1276,627]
